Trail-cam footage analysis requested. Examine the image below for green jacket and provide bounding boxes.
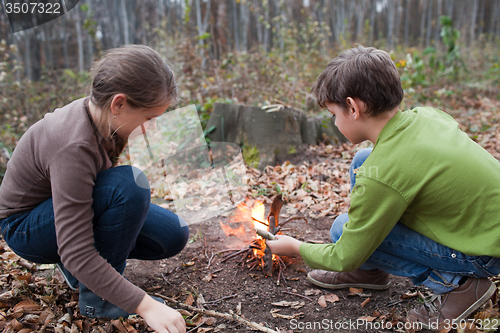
[300,107,500,271]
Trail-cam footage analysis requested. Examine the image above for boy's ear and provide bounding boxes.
[346,97,360,119]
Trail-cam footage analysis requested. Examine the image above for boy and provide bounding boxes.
[266,46,500,330]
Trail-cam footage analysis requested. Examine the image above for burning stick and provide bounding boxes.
[254,228,276,240]
[263,195,284,276]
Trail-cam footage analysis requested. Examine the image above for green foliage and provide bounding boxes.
[81,4,97,39]
[397,16,467,91]
[487,62,500,85]
[439,16,466,79]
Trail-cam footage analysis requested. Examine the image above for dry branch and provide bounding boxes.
[152,293,279,333]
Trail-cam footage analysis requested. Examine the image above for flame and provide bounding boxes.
[252,200,266,230]
[219,199,276,261]
[219,200,266,241]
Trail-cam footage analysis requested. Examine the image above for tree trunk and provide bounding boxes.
[404,0,410,47]
[121,0,130,45]
[369,0,376,45]
[86,0,94,65]
[232,0,240,51]
[435,0,442,50]
[263,0,270,52]
[74,6,85,72]
[420,0,427,47]
[387,0,395,49]
[240,0,248,52]
[425,0,432,47]
[470,0,478,46]
[356,0,366,41]
[490,0,499,41]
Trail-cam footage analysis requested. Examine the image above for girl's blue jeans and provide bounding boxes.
[332,148,500,294]
[0,166,190,276]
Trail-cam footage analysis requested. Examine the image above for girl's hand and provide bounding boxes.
[135,294,186,333]
[266,235,302,257]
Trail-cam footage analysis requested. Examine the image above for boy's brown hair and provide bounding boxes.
[312,46,404,116]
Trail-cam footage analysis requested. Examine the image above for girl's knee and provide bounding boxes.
[330,213,349,242]
[96,166,151,207]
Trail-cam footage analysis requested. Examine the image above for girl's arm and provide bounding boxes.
[135,294,186,333]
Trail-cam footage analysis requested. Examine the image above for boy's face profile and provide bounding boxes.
[326,101,365,145]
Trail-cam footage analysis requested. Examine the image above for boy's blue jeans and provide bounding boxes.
[332,148,500,294]
[0,166,190,276]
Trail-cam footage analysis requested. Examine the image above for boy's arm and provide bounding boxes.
[269,178,408,272]
[266,235,302,256]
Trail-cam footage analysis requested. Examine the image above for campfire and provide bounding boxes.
[219,196,307,282]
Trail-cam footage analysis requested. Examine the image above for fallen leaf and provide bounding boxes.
[318,295,327,308]
[177,309,193,317]
[401,291,418,299]
[357,316,376,322]
[111,319,137,333]
[196,294,206,309]
[202,274,213,282]
[304,289,321,296]
[271,301,304,308]
[184,294,194,306]
[204,317,217,325]
[236,302,241,315]
[349,287,363,295]
[183,261,195,267]
[13,300,41,313]
[324,294,340,303]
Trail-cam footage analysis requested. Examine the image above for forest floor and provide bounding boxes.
[1,93,500,333]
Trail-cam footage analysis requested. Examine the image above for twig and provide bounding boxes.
[280,217,308,228]
[253,217,269,227]
[216,248,244,255]
[203,293,238,305]
[281,291,314,302]
[187,322,206,333]
[152,293,279,333]
[161,273,172,286]
[205,251,216,269]
[209,268,223,274]
[221,246,251,263]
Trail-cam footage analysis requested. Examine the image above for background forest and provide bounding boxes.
[1,0,500,180]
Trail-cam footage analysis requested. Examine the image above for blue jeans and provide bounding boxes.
[0,166,190,275]
[331,148,500,294]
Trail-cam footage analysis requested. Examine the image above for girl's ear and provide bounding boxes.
[110,94,127,116]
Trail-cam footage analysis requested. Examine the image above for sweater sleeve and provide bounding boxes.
[50,144,145,313]
[299,178,408,272]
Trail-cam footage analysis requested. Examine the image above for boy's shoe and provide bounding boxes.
[307,268,390,290]
[55,262,79,291]
[407,277,496,331]
[79,282,166,319]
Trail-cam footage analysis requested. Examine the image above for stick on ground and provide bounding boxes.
[152,293,279,333]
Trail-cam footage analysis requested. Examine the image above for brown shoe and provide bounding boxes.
[307,268,390,290]
[407,278,496,331]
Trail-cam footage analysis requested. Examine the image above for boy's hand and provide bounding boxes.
[136,294,186,333]
[266,235,302,257]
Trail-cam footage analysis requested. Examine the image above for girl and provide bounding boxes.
[0,45,189,333]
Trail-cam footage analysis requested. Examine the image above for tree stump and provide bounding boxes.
[205,103,346,169]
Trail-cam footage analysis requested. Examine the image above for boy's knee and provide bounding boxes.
[330,213,349,242]
[352,148,373,167]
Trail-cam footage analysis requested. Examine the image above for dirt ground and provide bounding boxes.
[123,213,436,333]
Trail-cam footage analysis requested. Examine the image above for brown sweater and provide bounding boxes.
[0,98,145,313]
